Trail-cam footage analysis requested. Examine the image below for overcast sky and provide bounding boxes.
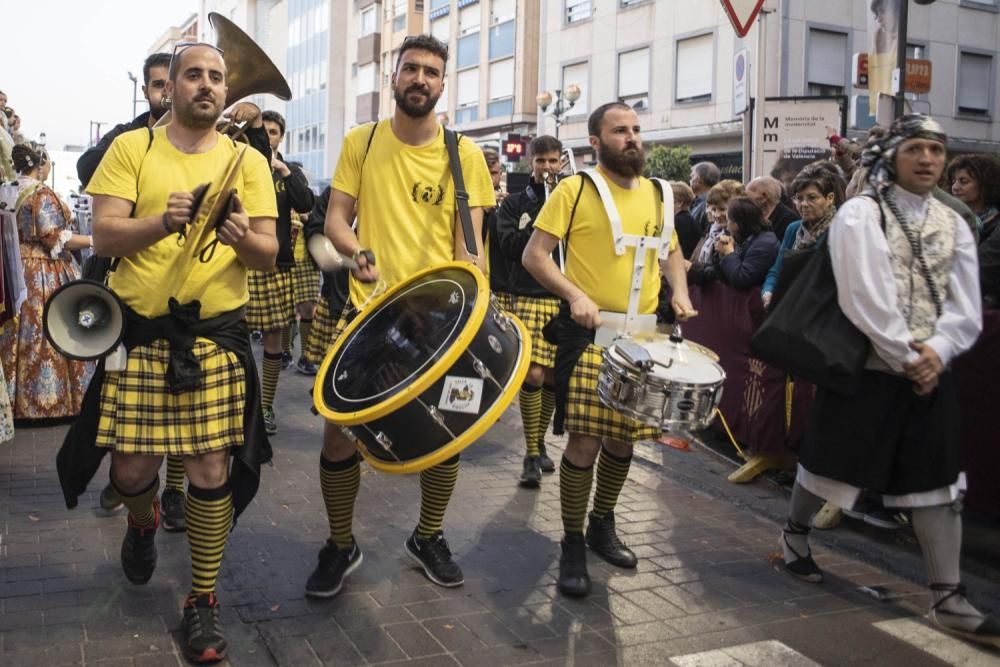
[3,0,199,149]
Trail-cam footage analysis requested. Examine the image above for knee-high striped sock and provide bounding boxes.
[186,480,233,596]
[538,384,556,450]
[165,455,185,492]
[417,457,460,539]
[281,323,292,355]
[519,383,542,457]
[298,318,313,356]
[115,475,159,526]
[305,300,332,364]
[592,447,632,520]
[320,453,360,549]
[261,351,282,408]
[559,456,593,535]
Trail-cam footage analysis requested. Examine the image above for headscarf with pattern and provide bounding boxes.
[861,113,946,197]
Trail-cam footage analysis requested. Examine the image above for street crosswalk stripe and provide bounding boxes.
[670,640,821,666]
[873,617,1000,666]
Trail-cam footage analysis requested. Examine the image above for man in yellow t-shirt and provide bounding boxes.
[305,35,494,597]
[524,102,695,599]
[82,44,277,663]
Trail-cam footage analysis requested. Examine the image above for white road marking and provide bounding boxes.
[670,640,822,666]
[873,617,1000,666]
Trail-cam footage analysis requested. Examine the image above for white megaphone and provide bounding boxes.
[43,279,126,361]
[307,234,366,272]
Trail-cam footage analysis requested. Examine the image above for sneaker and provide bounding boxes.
[262,406,277,435]
[296,357,319,376]
[100,483,124,512]
[182,592,227,663]
[519,456,542,488]
[558,533,590,597]
[121,500,160,585]
[537,443,556,474]
[305,538,363,598]
[250,330,263,345]
[281,351,294,370]
[585,511,637,569]
[404,529,464,587]
[161,487,187,533]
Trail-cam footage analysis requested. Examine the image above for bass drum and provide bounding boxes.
[314,262,531,474]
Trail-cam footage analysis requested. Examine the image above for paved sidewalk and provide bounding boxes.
[2,365,999,666]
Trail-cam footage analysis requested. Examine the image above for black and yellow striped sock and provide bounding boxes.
[417,456,459,539]
[320,453,360,550]
[115,475,159,526]
[165,455,185,492]
[186,480,233,595]
[298,318,313,356]
[304,300,332,364]
[261,351,282,408]
[519,383,542,457]
[538,384,556,451]
[559,456,593,535]
[281,323,292,355]
[592,447,632,520]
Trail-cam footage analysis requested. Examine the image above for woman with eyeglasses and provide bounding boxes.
[0,143,94,419]
[761,163,846,308]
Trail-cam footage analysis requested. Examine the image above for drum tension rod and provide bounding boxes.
[417,399,457,439]
[470,354,502,389]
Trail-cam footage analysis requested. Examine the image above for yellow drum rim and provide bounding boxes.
[313,261,491,425]
[355,311,532,474]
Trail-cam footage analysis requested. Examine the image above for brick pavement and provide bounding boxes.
[2,363,999,666]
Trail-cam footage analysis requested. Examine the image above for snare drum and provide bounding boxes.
[314,262,531,474]
[597,332,725,432]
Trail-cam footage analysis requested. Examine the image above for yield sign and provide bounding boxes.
[720,0,766,37]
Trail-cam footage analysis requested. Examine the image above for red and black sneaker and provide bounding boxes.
[182,593,227,663]
[120,499,160,585]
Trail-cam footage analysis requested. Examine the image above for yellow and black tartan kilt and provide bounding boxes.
[303,297,338,364]
[246,268,294,332]
[492,291,515,313]
[96,339,246,455]
[512,295,559,368]
[566,343,659,444]
[291,256,321,305]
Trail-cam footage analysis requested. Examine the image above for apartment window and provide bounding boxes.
[958,51,993,115]
[618,47,650,111]
[488,99,514,117]
[566,0,591,23]
[620,0,648,6]
[457,67,480,123]
[806,29,847,98]
[459,4,480,34]
[457,34,479,69]
[393,0,407,31]
[360,6,377,35]
[455,106,478,123]
[489,21,514,60]
[491,0,515,23]
[357,62,378,95]
[489,58,513,98]
[562,61,589,115]
[431,0,449,8]
[906,43,926,60]
[675,34,713,103]
[431,16,450,42]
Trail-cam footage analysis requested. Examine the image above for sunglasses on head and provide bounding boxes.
[172,41,225,57]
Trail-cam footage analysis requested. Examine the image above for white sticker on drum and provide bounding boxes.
[439,376,485,414]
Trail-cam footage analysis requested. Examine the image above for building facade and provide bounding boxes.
[148,13,200,54]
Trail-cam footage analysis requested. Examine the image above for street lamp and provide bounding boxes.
[537,84,582,139]
[127,71,139,119]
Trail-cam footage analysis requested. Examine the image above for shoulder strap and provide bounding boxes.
[649,177,676,259]
[566,176,587,242]
[444,128,477,257]
[580,169,625,255]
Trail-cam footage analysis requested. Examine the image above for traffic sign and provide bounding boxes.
[720,0,766,38]
[733,48,749,115]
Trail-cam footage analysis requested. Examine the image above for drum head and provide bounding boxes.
[620,333,725,385]
[319,264,486,422]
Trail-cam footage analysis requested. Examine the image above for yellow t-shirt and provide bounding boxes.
[533,167,677,314]
[87,127,277,318]
[332,121,496,307]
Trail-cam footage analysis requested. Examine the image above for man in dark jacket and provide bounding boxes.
[495,135,563,486]
[746,176,799,242]
[689,161,720,233]
[247,110,314,436]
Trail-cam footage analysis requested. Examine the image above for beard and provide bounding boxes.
[394,84,440,118]
[149,98,167,120]
[598,138,645,178]
[173,94,223,130]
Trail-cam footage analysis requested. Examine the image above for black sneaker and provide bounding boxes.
[281,351,294,370]
[262,406,277,435]
[182,592,227,663]
[296,357,318,376]
[404,529,464,587]
[161,487,186,533]
[121,500,159,585]
[585,510,637,569]
[305,538,363,598]
[100,483,124,511]
[537,443,556,474]
[250,330,263,345]
[558,533,590,597]
[519,456,542,488]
